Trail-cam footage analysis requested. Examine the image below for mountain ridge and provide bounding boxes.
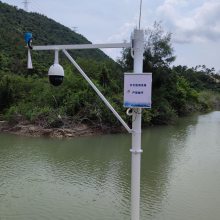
[0,1,113,75]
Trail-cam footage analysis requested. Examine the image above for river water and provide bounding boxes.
[0,111,220,220]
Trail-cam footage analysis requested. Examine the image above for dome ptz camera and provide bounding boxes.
[48,50,64,86]
[48,63,64,86]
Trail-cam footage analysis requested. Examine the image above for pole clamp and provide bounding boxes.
[130,149,143,154]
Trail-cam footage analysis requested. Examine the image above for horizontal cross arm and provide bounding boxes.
[33,43,131,51]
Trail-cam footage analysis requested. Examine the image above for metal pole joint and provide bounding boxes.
[130,149,143,154]
[131,130,142,134]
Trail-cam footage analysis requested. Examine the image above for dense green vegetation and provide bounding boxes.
[0,1,122,128]
[0,2,220,131]
[119,23,220,124]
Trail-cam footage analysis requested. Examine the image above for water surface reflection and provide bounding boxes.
[0,112,220,220]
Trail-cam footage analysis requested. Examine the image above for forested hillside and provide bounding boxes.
[0,2,220,135]
[0,1,111,75]
[0,1,124,131]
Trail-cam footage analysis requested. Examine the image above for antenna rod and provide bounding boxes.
[138,0,143,29]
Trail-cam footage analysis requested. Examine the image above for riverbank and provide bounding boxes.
[0,111,214,138]
[0,120,123,138]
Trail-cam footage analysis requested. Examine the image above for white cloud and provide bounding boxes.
[157,0,220,44]
[106,21,137,43]
[100,19,137,60]
[164,0,190,6]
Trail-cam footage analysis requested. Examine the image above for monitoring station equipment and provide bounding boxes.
[24,26,151,220]
[48,50,64,86]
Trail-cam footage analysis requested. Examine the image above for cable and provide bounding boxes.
[126,108,133,116]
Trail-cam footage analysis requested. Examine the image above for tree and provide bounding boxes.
[144,22,176,69]
[118,22,176,72]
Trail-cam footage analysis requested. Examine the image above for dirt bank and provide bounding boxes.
[0,120,123,138]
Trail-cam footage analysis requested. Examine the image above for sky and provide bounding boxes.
[2,0,220,72]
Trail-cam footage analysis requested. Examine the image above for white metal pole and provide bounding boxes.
[54,50,59,64]
[27,49,33,69]
[131,29,144,220]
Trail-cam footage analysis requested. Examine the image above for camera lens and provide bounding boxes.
[49,75,64,86]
